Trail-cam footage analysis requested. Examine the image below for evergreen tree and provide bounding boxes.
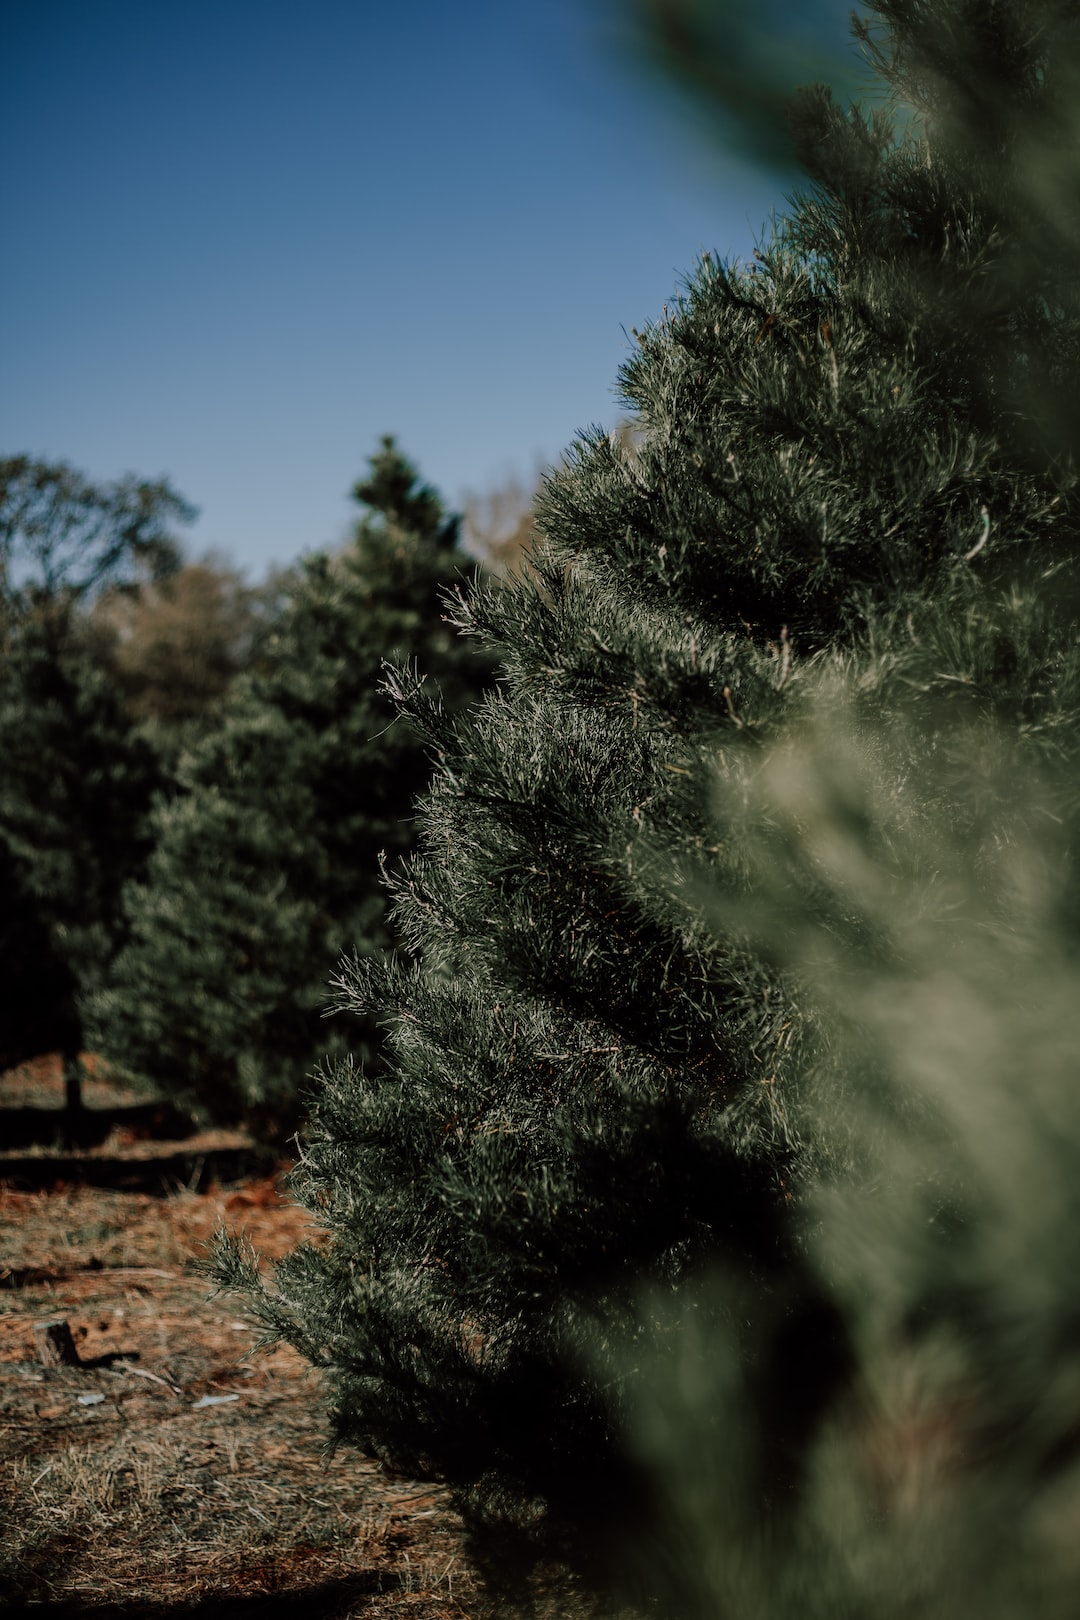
[94,439,492,1139]
[0,457,191,1110]
[597,668,1080,1620]
[215,0,1080,1604]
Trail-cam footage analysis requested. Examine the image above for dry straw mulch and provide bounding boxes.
[0,1172,480,1617]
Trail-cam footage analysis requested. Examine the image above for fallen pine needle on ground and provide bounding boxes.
[0,1176,481,1617]
[0,1057,590,1618]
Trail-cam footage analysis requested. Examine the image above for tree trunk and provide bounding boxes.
[61,1047,87,1148]
[63,1048,84,1114]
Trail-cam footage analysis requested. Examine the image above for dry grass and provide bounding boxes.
[0,1175,313,1276]
[0,1058,501,1617]
[0,1178,486,1617]
[0,1052,138,1112]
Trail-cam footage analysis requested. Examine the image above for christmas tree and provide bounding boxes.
[95,440,492,1138]
[216,0,1080,1604]
[0,456,190,1113]
[600,663,1080,1619]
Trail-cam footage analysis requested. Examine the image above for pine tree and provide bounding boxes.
[94,440,492,1139]
[215,0,1080,1603]
[592,665,1080,1620]
[0,457,191,1113]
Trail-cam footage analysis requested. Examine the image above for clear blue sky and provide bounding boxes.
[0,0,849,577]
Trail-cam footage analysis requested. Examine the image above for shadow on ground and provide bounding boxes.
[3,1570,403,1619]
[2,1099,194,1151]
[0,1099,275,1194]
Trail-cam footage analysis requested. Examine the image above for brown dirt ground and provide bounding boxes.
[0,1059,577,1618]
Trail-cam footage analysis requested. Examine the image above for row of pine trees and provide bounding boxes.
[8,0,1080,1612]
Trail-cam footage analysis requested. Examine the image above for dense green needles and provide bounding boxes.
[0,457,192,1104]
[93,439,492,1136]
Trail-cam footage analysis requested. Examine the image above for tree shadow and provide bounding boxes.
[1,1099,195,1151]
[0,1141,274,1194]
[5,1569,399,1619]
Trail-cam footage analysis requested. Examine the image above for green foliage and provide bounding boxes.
[94,439,492,1138]
[619,0,863,172]
[603,667,1080,1618]
[213,2,1080,1607]
[0,458,193,1074]
[0,455,191,611]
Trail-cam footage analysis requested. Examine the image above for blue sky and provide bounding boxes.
[1,0,852,577]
